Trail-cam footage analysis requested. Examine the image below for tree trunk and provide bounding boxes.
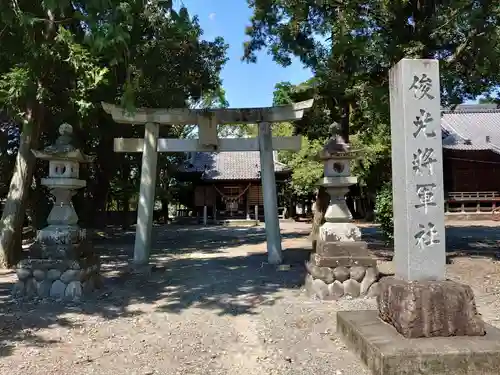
[0,120,40,267]
[309,187,330,252]
[289,200,297,219]
[161,199,169,223]
[121,192,130,230]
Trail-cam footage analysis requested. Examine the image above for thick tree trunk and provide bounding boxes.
[0,120,40,267]
[309,187,330,252]
[288,201,297,219]
[0,7,57,266]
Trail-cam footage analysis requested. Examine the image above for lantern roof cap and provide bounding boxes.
[318,122,362,160]
[32,123,94,162]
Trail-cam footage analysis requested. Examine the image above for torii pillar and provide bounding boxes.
[102,100,314,268]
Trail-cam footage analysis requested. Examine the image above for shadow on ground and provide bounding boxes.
[94,225,310,264]
[362,225,500,261]
[2,222,500,358]
[112,248,309,316]
[0,225,310,358]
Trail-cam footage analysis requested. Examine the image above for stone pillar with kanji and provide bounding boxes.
[335,59,498,375]
[376,59,485,338]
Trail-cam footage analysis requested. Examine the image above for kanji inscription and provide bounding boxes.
[413,109,436,138]
[415,183,437,214]
[414,222,441,249]
[390,59,445,280]
[412,148,438,175]
[409,73,435,100]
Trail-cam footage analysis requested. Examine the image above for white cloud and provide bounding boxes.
[208,12,216,21]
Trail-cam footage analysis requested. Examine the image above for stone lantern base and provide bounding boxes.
[305,222,380,299]
[13,225,101,302]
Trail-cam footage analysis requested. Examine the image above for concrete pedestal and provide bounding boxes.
[337,310,500,375]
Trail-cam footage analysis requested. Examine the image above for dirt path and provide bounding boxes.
[1,222,500,374]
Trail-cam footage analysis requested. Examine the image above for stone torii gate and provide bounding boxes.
[102,100,314,267]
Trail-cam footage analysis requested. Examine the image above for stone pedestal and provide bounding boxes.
[305,237,379,299]
[13,123,100,302]
[306,214,380,300]
[13,224,101,301]
[13,245,101,301]
[377,277,485,338]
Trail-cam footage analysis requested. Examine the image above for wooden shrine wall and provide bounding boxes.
[443,149,500,192]
[194,186,215,207]
[248,184,264,205]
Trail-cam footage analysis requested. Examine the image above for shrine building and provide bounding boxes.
[175,150,291,222]
[442,104,500,216]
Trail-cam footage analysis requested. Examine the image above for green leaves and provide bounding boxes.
[0,0,229,217]
[55,27,109,115]
[374,181,393,240]
[283,136,325,197]
[0,66,33,107]
[246,0,500,206]
[267,121,325,198]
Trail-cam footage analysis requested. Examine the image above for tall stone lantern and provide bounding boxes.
[13,124,101,301]
[305,126,380,300]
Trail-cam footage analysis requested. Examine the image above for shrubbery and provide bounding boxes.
[374,182,394,240]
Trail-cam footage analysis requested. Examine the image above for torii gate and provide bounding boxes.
[102,100,314,267]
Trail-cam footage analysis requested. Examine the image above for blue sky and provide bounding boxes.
[180,0,312,108]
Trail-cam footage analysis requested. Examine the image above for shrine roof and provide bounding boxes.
[442,104,500,154]
[178,151,289,180]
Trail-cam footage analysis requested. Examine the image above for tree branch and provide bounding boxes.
[0,25,6,39]
[446,29,485,64]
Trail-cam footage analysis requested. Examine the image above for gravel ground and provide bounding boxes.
[1,221,500,374]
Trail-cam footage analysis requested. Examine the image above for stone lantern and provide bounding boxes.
[305,125,380,300]
[13,124,101,301]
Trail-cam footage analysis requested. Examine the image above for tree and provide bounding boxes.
[244,0,500,238]
[280,137,324,197]
[0,1,113,266]
[0,1,228,266]
[268,79,331,241]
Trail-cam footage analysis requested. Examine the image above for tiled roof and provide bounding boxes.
[179,151,289,180]
[442,104,500,153]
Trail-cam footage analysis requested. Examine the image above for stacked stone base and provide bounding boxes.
[377,277,486,338]
[305,258,379,299]
[305,245,380,300]
[306,221,381,299]
[13,257,102,301]
[13,226,101,302]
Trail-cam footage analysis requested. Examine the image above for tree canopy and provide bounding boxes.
[0,0,228,266]
[244,0,500,193]
[244,0,500,237]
